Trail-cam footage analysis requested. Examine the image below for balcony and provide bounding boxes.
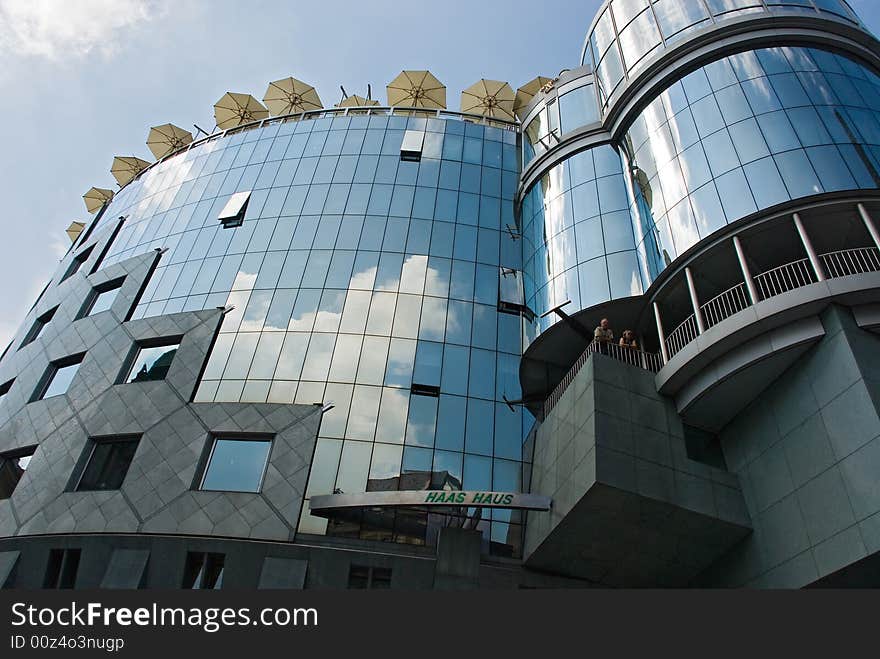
[650,199,880,431]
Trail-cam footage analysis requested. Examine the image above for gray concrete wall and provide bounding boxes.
[525,353,749,585]
[0,243,321,544]
[701,305,880,586]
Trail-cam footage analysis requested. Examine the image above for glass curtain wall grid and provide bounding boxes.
[78,113,529,557]
[585,0,861,109]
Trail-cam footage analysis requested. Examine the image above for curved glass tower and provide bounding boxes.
[2,0,880,589]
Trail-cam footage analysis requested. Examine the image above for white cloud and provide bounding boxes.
[0,0,167,60]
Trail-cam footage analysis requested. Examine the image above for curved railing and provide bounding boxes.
[700,282,750,330]
[663,246,880,360]
[542,340,663,419]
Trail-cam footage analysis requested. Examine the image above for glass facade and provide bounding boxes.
[585,0,861,108]
[624,46,880,283]
[521,144,643,335]
[523,77,601,168]
[88,112,529,556]
[523,45,880,338]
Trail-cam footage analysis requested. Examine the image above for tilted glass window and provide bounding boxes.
[0,446,35,499]
[74,436,140,491]
[200,437,272,493]
[81,279,124,317]
[125,342,180,383]
[218,190,251,227]
[20,306,58,349]
[35,354,85,400]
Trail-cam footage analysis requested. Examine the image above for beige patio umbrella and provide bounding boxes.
[146,123,193,159]
[82,187,114,213]
[213,92,269,129]
[386,70,446,109]
[335,95,380,108]
[110,156,151,187]
[65,221,86,243]
[263,77,322,115]
[461,79,516,121]
[514,76,553,117]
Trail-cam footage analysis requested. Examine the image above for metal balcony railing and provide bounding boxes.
[665,314,698,359]
[542,340,663,418]
[753,258,815,300]
[819,246,880,278]
[700,282,750,329]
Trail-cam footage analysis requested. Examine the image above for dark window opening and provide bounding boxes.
[44,549,81,589]
[218,191,251,228]
[60,245,94,282]
[0,446,35,499]
[78,278,124,318]
[19,306,58,350]
[73,435,140,491]
[411,383,441,397]
[124,341,180,383]
[400,130,425,162]
[182,552,225,589]
[348,565,391,589]
[683,424,727,471]
[0,378,13,398]
[32,353,86,401]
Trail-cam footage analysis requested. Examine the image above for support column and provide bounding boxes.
[793,212,826,282]
[653,301,669,365]
[733,235,760,305]
[685,266,706,334]
[858,203,880,251]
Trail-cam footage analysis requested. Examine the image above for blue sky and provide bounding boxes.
[0,0,878,346]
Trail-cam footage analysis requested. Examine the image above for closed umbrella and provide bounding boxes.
[146,123,193,159]
[460,79,516,121]
[263,77,322,115]
[213,92,269,129]
[82,187,114,213]
[386,70,446,109]
[110,156,151,187]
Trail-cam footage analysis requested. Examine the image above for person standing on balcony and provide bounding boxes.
[619,330,638,350]
[594,318,613,354]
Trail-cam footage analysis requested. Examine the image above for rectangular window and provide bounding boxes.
[400,130,425,162]
[73,436,140,491]
[44,549,81,589]
[0,446,35,499]
[182,552,225,589]
[20,306,58,349]
[79,279,124,318]
[33,354,85,401]
[348,565,391,589]
[199,437,272,493]
[60,245,94,282]
[218,191,251,227]
[124,341,180,383]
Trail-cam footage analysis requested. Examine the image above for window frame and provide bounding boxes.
[78,277,125,319]
[0,445,36,499]
[19,305,59,350]
[120,338,183,385]
[71,434,141,492]
[32,353,86,402]
[197,435,274,494]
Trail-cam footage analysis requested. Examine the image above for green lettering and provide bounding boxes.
[425,491,439,503]
[472,492,485,504]
[456,492,466,503]
[502,494,514,505]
